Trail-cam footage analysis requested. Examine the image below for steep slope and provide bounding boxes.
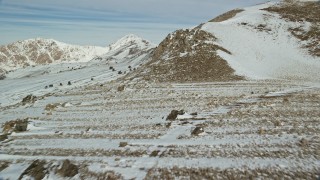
[202,1,320,81]
[133,1,320,82]
[0,38,107,71]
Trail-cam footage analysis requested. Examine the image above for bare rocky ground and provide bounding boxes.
[0,79,319,179]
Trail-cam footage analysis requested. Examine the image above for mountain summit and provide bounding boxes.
[100,34,155,64]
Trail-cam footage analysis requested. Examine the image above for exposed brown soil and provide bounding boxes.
[263,1,320,57]
[209,9,244,22]
[133,27,243,82]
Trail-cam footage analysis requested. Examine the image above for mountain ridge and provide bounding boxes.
[0,34,155,73]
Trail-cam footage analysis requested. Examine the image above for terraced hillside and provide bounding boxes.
[1,80,319,179]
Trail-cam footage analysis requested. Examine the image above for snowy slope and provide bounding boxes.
[201,2,320,81]
[0,38,108,71]
[0,35,155,106]
[99,34,156,66]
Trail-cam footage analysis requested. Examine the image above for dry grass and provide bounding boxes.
[134,28,243,82]
[11,148,147,157]
[145,167,319,180]
[263,1,320,56]
[209,9,244,22]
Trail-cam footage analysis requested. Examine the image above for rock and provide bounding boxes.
[166,110,185,120]
[68,81,72,85]
[19,160,47,180]
[191,127,204,136]
[15,119,28,132]
[22,95,37,105]
[119,142,128,147]
[45,103,59,111]
[0,134,8,141]
[2,119,28,133]
[57,160,78,177]
[0,69,6,80]
[190,112,198,116]
[0,74,6,80]
[150,150,160,157]
[298,138,309,147]
[117,85,125,92]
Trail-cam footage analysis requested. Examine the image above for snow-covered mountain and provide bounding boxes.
[97,34,156,66]
[0,34,155,74]
[135,0,320,82]
[0,38,107,71]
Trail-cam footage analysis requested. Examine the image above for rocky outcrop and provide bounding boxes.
[2,119,28,134]
[134,27,243,82]
[22,95,37,105]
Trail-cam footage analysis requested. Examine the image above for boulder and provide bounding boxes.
[117,85,125,92]
[191,127,204,136]
[119,142,128,147]
[22,95,37,105]
[166,110,185,120]
[2,119,28,133]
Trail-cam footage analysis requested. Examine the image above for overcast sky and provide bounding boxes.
[0,0,273,46]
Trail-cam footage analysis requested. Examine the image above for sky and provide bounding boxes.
[0,0,273,46]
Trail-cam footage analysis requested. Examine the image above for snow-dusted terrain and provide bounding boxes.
[0,1,320,179]
[201,2,320,81]
[0,34,155,107]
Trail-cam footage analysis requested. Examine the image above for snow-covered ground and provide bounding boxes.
[202,2,320,81]
[1,73,319,178]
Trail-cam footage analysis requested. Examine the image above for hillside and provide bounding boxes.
[133,1,320,82]
[134,27,243,82]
